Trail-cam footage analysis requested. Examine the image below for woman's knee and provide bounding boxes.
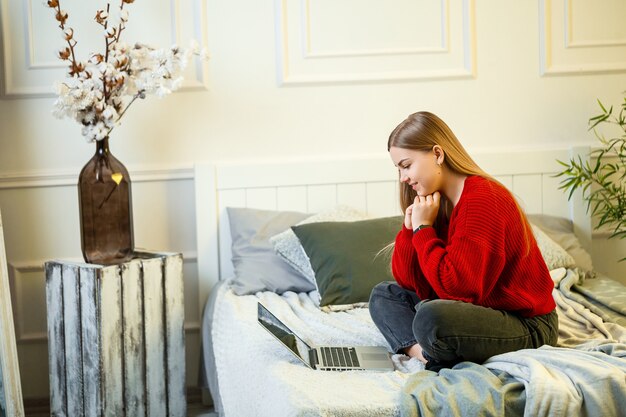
[369,281,397,316]
[412,300,457,344]
[369,281,421,325]
[370,280,394,295]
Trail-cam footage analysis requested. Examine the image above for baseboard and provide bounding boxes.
[187,386,206,406]
[23,396,49,416]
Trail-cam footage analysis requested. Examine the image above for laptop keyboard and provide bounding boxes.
[320,347,361,368]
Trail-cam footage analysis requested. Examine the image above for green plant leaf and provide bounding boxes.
[562,94,626,264]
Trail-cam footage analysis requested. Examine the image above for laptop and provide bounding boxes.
[257,302,394,372]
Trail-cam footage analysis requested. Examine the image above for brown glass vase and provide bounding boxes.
[78,136,134,265]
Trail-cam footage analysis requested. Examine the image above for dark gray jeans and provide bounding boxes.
[369,281,558,371]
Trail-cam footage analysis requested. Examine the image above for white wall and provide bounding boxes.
[1,0,625,400]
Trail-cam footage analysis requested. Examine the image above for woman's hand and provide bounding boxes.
[411,191,441,228]
[404,204,414,229]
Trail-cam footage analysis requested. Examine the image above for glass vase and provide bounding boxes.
[78,136,134,265]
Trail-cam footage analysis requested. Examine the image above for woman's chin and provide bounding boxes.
[417,189,436,197]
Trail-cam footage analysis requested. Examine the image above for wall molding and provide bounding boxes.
[302,0,449,59]
[275,0,476,85]
[0,164,194,190]
[540,0,626,75]
[25,0,65,71]
[564,0,626,49]
[0,0,209,98]
[9,253,199,344]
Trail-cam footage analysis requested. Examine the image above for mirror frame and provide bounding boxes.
[0,210,24,417]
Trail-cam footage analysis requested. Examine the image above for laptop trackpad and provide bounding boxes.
[361,353,390,362]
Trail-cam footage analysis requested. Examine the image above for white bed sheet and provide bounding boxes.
[208,281,422,417]
[203,268,626,417]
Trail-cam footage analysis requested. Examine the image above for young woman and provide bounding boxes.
[369,111,558,372]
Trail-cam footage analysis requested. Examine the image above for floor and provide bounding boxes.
[26,403,217,416]
[188,404,218,417]
[25,388,217,416]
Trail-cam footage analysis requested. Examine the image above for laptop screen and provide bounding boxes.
[257,302,313,367]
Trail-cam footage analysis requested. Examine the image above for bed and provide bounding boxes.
[194,147,626,417]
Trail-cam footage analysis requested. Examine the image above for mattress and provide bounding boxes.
[201,279,424,417]
[201,268,626,417]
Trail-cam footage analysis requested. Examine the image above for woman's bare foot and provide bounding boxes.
[403,343,427,364]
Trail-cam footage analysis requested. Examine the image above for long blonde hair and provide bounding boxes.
[388,111,533,254]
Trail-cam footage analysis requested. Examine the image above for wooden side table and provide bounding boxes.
[45,251,185,417]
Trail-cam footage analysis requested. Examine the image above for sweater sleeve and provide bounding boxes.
[410,207,506,304]
[391,226,437,299]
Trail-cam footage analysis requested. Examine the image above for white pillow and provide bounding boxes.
[530,223,576,271]
[269,205,369,285]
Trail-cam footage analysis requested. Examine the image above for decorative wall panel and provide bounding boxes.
[540,0,626,75]
[0,0,208,98]
[9,262,48,343]
[275,0,476,84]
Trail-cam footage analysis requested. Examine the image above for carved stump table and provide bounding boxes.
[45,251,185,417]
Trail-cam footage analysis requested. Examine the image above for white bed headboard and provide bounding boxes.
[194,147,592,314]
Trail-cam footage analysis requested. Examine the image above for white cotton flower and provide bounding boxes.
[102,105,118,120]
[79,112,94,125]
[124,83,139,96]
[155,86,171,98]
[154,66,168,78]
[70,87,83,99]
[53,81,69,95]
[94,99,105,112]
[62,28,74,41]
[96,61,111,75]
[116,42,129,55]
[78,78,91,91]
[81,125,92,141]
[170,76,184,91]
[78,97,93,111]
[176,57,188,72]
[93,122,108,140]
[151,49,167,61]
[46,4,201,142]
[52,102,67,119]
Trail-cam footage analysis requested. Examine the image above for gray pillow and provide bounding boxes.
[292,216,403,307]
[527,214,594,273]
[227,207,315,295]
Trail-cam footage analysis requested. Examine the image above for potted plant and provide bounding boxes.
[556,95,626,262]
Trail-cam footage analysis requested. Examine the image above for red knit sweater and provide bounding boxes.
[392,175,556,317]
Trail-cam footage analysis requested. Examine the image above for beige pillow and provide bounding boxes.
[530,224,576,271]
[527,214,594,273]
